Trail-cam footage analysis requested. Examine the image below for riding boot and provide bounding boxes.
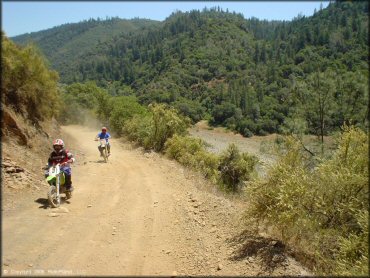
[65,175,73,192]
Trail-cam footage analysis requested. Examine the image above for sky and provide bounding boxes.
[2,1,329,37]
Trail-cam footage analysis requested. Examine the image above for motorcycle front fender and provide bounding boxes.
[47,175,56,184]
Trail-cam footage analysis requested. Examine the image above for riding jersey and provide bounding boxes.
[97,132,111,143]
[48,149,75,167]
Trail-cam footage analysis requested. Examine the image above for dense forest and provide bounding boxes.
[12,1,369,139]
[12,17,161,80]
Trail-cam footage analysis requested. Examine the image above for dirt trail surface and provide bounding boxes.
[2,125,310,276]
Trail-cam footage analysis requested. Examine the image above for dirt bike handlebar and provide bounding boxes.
[44,162,69,170]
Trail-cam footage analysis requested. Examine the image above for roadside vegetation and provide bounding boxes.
[245,125,368,275]
[1,33,61,122]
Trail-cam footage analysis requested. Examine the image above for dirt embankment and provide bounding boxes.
[2,106,63,208]
[2,123,311,276]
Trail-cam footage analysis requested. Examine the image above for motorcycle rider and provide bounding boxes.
[95,127,111,156]
[45,139,75,192]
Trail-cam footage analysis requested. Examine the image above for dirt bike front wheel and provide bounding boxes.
[48,185,60,208]
[103,147,108,163]
[65,191,72,200]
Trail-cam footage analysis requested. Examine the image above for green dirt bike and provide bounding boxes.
[45,163,72,208]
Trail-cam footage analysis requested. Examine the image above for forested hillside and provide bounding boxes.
[12,17,161,81]
[10,2,369,139]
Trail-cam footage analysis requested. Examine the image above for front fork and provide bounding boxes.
[56,175,61,205]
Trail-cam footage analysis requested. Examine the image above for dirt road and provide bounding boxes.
[2,125,310,276]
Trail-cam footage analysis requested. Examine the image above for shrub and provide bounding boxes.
[218,143,258,192]
[146,104,191,152]
[123,114,152,147]
[210,102,238,125]
[165,134,205,160]
[109,96,147,135]
[245,125,368,275]
[236,118,256,136]
[313,125,368,275]
[194,151,220,182]
[2,34,60,121]
[173,100,206,123]
[241,128,253,138]
[123,103,190,151]
[63,82,101,110]
[59,81,111,125]
[164,134,220,182]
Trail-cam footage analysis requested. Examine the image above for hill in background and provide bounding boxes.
[12,17,161,76]
[10,2,369,138]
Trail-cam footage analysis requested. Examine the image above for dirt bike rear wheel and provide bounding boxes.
[48,185,60,208]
